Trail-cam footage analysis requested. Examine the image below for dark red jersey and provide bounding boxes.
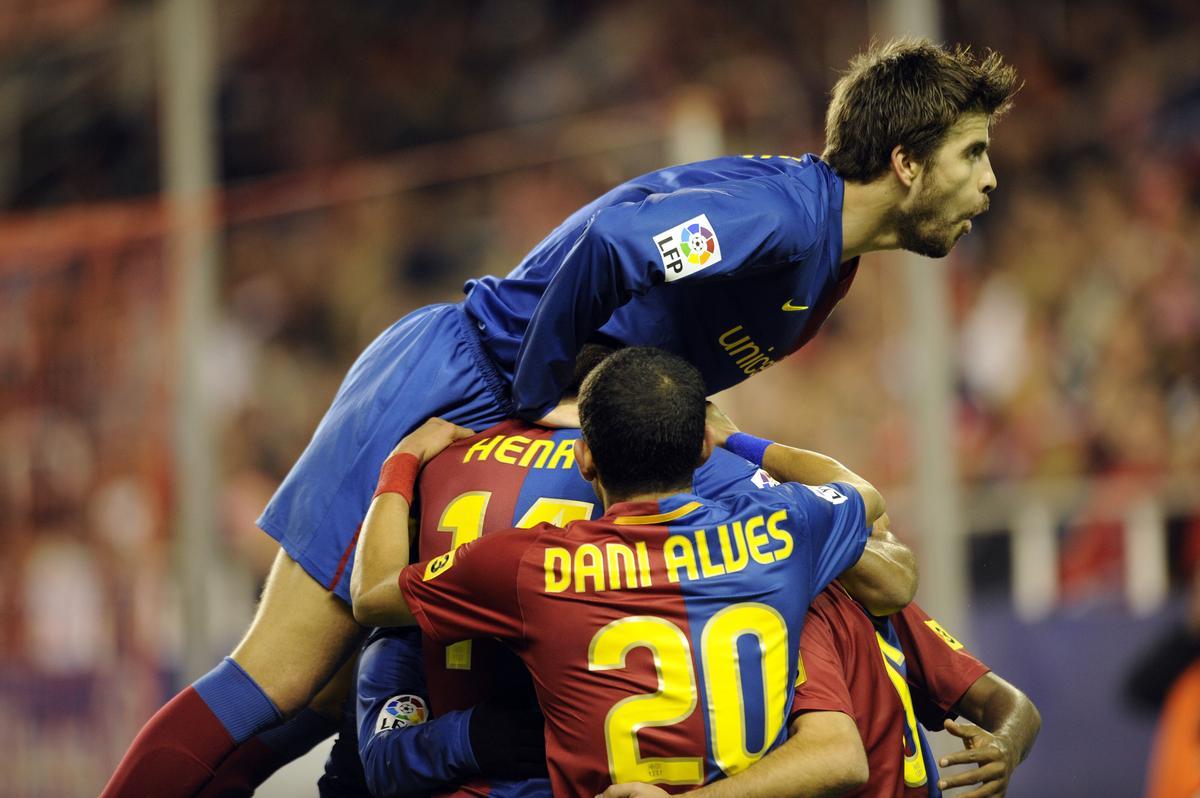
[791,586,990,797]
[401,481,869,798]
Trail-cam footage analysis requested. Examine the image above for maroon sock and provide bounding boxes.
[194,738,282,798]
[100,687,236,798]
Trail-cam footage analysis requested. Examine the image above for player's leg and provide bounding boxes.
[100,551,362,798]
[103,303,509,797]
[196,650,359,798]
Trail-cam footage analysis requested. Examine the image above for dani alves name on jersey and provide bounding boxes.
[544,506,794,595]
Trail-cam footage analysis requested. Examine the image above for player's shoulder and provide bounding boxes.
[730,479,855,512]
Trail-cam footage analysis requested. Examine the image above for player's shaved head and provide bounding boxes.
[578,346,706,498]
[824,38,1019,183]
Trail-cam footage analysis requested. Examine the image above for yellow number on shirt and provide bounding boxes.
[875,632,928,787]
[436,491,596,669]
[588,603,792,786]
[703,604,790,774]
[589,617,705,785]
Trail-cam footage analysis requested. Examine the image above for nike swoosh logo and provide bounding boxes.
[781,300,809,312]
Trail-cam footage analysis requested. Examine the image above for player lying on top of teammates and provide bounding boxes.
[350,347,917,798]
[596,411,1041,798]
[315,347,915,797]
[103,40,1018,798]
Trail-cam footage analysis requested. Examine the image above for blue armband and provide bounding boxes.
[725,432,772,466]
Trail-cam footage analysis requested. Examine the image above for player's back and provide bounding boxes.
[461,154,851,396]
[488,485,866,796]
[794,587,989,797]
[415,418,768,715]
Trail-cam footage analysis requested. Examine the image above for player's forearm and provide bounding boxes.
[351,493,416,627]
[836,524,918,615]
[683,711,866,798]
[955,672,1041,767]
[761,444,885,524]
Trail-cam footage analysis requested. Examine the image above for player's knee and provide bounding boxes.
[230,654,322,716]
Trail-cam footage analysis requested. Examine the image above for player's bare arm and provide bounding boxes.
[937,672,1041,798]
[706,402,916,614]
[597,711,867,798]
[351,418,474,627]
[705,402,885,521]
[835,513,919,615]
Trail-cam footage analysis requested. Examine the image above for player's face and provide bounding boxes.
[896,112,996,258]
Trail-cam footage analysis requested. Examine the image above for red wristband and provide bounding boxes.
[373,452,419,504]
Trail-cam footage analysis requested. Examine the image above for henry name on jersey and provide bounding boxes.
[462,432,578,469]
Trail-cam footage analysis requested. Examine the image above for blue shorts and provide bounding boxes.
[258,303,512,603]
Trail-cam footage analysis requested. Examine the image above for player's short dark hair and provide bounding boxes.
[566,343,617,395]
[823,38,1020,182]
[578,347,706,497]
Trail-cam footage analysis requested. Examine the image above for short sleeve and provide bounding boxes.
[399,530,529,645]
[891,602,990,727]
[790,598,855,721]
[692,448,771,499]
[774,481,868,599]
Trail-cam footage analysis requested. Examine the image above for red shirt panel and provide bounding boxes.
[791,587,989,798]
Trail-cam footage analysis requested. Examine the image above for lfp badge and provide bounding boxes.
[653,213,723,282]
[375,694,429,734]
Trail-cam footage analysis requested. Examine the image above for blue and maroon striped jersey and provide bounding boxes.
[403,440,869,798]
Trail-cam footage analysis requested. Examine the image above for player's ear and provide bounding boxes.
[697,426,714,467]
[890,144,922,189]
[574,438,597,481]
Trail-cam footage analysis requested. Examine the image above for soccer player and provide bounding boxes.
[787,587,1041,798]
[103,39,1017,797]
[352,347,910,797]
[341,407,915,796]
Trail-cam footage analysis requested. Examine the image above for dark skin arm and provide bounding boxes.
[835,513,918,616]
[937,672,1041,798]
[706,404,916,615]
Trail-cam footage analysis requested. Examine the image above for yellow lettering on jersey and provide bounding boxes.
[423,550,456,581]
[463,435,503,463]
[545,548,570,593]
[462,434,573,469]
[664,535,699,583]
[717,522,749,573]
[766,510,794,561]
[546,439,576,470]
[635,541,653,587]
[494,435,530,465]
[744,515,774,565]
[518,439,555,468]
[575,544,605,592]
[695,529,726,578]
[605,543,639,590]
[924,619,965,650]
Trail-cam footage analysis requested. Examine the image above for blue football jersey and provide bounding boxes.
[463,154,858,419]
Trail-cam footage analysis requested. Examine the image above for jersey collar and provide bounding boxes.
[606,495,704,526]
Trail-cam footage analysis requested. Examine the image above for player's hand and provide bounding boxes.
[596,784,670,798]
[938,718,1019,797]
[391,418,474,464]
[468,696,549,780]
[705,401,740,448]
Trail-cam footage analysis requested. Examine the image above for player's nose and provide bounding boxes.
[980,155,997,194]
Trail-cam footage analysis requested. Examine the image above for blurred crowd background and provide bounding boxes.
[1,0,1198,795]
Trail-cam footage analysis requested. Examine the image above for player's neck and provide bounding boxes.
[599,484,692,511]
[840,177,903,260]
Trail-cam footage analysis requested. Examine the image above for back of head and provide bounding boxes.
[823,38,1020,182]
[578,347,706,498]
